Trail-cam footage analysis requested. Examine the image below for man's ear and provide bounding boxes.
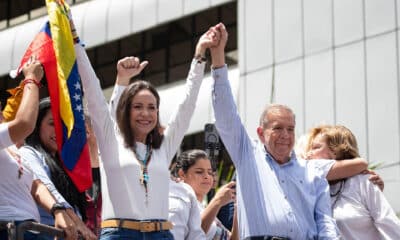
[257,127,266,143]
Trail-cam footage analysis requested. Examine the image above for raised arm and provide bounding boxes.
[7,57,43,144]
[162,26,219,161]
[210,23,253,167]
[75,44,118,169]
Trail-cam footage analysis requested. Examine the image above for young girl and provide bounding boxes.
[173,149,237,240]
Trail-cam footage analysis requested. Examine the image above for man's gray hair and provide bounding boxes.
[259,103,296,127]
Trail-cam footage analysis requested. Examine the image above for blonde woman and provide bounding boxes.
[306,125,400,239]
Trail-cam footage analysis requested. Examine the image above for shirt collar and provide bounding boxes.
[263,145,296,167]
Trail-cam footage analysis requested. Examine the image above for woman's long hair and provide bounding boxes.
[25,98,87,220]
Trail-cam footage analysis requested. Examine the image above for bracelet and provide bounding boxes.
[194,54,207,64]
[22,78,42,88]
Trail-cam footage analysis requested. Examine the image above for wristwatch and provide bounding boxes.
[194,54,207,64]
[50,203,67,217]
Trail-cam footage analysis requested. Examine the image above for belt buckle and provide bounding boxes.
[139,221,154,232]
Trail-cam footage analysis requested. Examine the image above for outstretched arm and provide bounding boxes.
[326,158,368,181]
[162,25,219,161]
[210,23,253,167]
[210,23,227,69]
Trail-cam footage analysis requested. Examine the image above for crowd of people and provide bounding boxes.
[1,22,400,240]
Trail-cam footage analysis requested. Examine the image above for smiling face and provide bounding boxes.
[307,133,336,160]
[258,107,295,164]
[39,109,57,155]
[129,89,158,143]
[179,158,214,200]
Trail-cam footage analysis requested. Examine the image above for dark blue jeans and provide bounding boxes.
[100,227,174,240]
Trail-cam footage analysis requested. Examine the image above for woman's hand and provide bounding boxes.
[116,57,149,86]
[22,56,44,83]
[363,169,384,191]
[66,208,97,240]
[53,210,78,240]
[194,25,221,59]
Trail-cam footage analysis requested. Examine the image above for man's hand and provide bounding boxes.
[116,57,149,86]
[210,23,228,68]
[195,26,221,58]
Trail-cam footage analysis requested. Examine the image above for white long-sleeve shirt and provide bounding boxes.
[331,174,400,239]
[75,44,205,220]
[169,180,205,240]
[0,123,39,222]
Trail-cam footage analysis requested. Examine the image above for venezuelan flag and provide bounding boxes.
[14,0,91,192]
[45,0,91,192]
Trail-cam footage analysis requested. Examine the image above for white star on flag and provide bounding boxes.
[75,104,83,112]
[74,81,81,90]
[73,93,80,102]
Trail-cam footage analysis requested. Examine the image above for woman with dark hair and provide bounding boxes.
[172,149,237,240]
[20,97,96,240]
[305,125,400,239]
[75,23,222,239]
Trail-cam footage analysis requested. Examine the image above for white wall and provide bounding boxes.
[239,0,400,212]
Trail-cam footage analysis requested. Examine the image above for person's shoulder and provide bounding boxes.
[19,145,42,156]
[169,180,195,202]
[306,159,335,173]
[348,173,369,183]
